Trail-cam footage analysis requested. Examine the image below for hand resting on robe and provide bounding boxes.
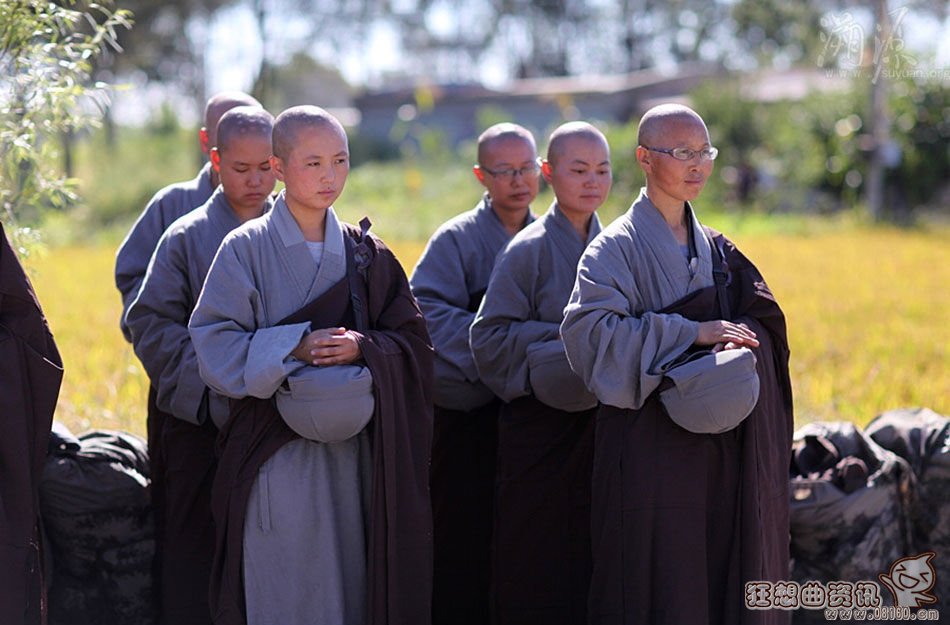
[695,319,759,352]
[292,326,363,366]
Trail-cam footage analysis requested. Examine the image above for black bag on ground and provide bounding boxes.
[866,407,950,609]
[40,422,157,625]
[788,421,915,623]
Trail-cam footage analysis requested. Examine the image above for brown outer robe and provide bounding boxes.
[588,230,793,625]
[207,225,434,625]
[0,222,64,625]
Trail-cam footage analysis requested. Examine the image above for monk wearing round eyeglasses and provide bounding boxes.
[562,103,793,625]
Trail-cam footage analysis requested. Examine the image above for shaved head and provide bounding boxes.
[272,105,348,161]
[477,123,536,165]
[204,91,262,145]
[637,103,708,148]
[216,106,274,153]
[546,121,609,167]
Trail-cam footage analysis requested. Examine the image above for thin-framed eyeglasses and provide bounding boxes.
[478,163,541,180]
[641,146,719,162]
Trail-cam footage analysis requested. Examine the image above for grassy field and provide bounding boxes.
[24,222,949,438]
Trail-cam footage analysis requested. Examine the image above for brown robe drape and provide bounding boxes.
[208,226,434,625]
[431,286,498,625]
[0,223,64,625]
[589,230,793,625]
[492,396,595,625]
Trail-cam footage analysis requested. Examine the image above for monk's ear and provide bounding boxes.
[473,164,488,187]
[635,145,652,173]
[270,155,286,182]
[540,159,553,184]
[199,127,211,156]
[210,147,222,172]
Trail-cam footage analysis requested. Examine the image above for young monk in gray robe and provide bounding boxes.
[470,122,609,625]
[114,92,259,614]
[560,104,793,625]
[115,91,261,341]
[409,123,539,625]
[126,107,276,625]
[190,106,433,625]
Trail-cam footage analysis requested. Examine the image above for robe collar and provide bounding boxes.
[204,186,273,233]
[547,202,602,267]
[630,188,714,294]
[270,191,347,302]
[475,192,535,244]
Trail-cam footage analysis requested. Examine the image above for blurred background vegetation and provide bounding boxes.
[2,0,948,433]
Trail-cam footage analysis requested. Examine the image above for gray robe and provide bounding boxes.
[125,186,266,623]
[190,195,371,625]
[410,193,534,625]
[126,187,258,427]
[561,189,792,625]
[561,189,714,410]
[470,203,600,624]
[471,202,600,408]
[409,193,535,410]
[115,163,214,341]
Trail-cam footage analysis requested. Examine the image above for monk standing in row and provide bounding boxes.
[113,90,259,624]
[190,105,434,625]
[561,104,793,625]
[410,123,539,625]
[126,106,276,625]
[471,121,611,625]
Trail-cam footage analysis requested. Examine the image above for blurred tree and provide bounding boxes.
[251,51,352,110]
[0,0,131,245]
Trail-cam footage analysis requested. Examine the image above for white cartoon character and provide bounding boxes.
[878,552,938,608]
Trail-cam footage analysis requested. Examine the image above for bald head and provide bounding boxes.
[477,123,536,165]
[272,105,348,161]
[202,91,261,148]
[216,106,274,153]
[637,103,708,148]
[546,121,609,167]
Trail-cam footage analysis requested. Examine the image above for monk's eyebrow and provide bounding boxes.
[567,159,611,167]
[302,151,349,159]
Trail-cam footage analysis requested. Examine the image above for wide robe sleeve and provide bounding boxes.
[115,166,212,342]
[126,226,208,423]
[189,234,310,399]
[470,240,559,402]
[410,228,491,406]
[561,234,700,410]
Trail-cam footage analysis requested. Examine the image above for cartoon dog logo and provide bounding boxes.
[878,552,938,608]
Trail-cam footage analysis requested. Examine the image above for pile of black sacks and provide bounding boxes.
[789,408,949,623]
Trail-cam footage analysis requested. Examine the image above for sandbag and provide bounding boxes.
[40,422,157,625]
[788,421,915,623]
[867,407,950,610]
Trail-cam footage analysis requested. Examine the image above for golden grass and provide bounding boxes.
[26,228,949,437]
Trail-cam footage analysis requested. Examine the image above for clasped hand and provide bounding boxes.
[695,320,759,352]
[292,327,361,366]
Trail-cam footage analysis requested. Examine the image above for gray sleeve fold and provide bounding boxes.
[189,240,309,400]
[561,241,699,410]
[470,245,559,402]
[411,232,492,407]
[115,194,173,342]
[126,232,205,424]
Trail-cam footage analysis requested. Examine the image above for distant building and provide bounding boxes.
[351,63,851,150]
[352,62,723,148]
